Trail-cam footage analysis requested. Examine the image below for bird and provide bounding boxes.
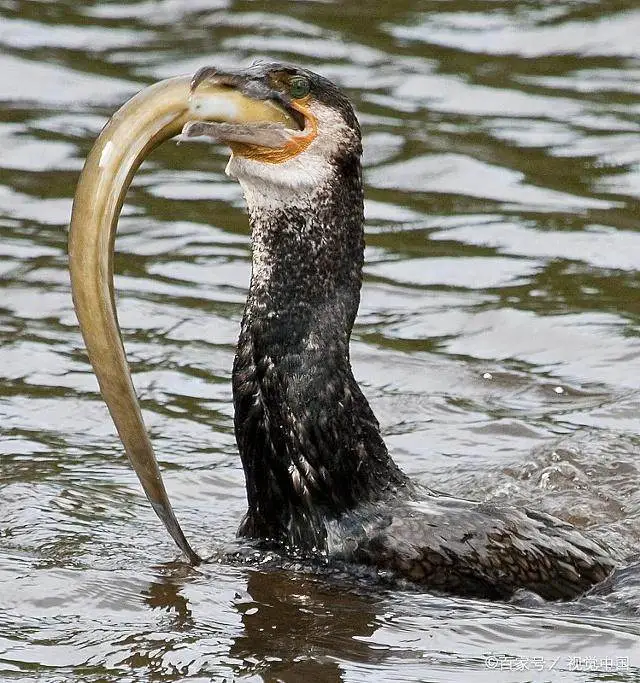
[69,62,617,601]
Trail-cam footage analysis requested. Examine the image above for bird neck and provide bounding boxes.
[232,160,408,549]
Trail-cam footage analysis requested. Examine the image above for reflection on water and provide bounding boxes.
[1,0,639,680]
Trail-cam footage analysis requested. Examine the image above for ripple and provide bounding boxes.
[388,8,640,58]
[0,55,135,106]
[368,154,619,210]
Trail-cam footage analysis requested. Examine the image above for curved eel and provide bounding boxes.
[68,76,296,563]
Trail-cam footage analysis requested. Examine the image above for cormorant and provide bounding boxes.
[69,63,616,600]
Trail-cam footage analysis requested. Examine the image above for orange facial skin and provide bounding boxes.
[229,96,318,164]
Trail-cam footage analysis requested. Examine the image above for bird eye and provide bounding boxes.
[289,75,310,99]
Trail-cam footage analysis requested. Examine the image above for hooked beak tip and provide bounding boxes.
[191,66,218,93]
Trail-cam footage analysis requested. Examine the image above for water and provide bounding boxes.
[1,1,639,681]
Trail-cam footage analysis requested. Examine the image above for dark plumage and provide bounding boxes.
[223,63,616,599]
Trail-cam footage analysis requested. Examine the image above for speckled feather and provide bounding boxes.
[334,492,614,600]
[217,63,616,599]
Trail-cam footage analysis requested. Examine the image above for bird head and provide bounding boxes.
[183,63,362,198]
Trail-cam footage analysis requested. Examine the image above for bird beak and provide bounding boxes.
[185,66,301,148]
[183,67,316,163]
[68,74,299,563]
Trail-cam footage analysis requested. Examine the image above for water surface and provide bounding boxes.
[1,1,640,681]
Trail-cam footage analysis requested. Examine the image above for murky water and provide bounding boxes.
[1,1,639,681]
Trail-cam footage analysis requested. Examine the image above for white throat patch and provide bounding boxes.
[225,100,354,212]
[227,153,331,211]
